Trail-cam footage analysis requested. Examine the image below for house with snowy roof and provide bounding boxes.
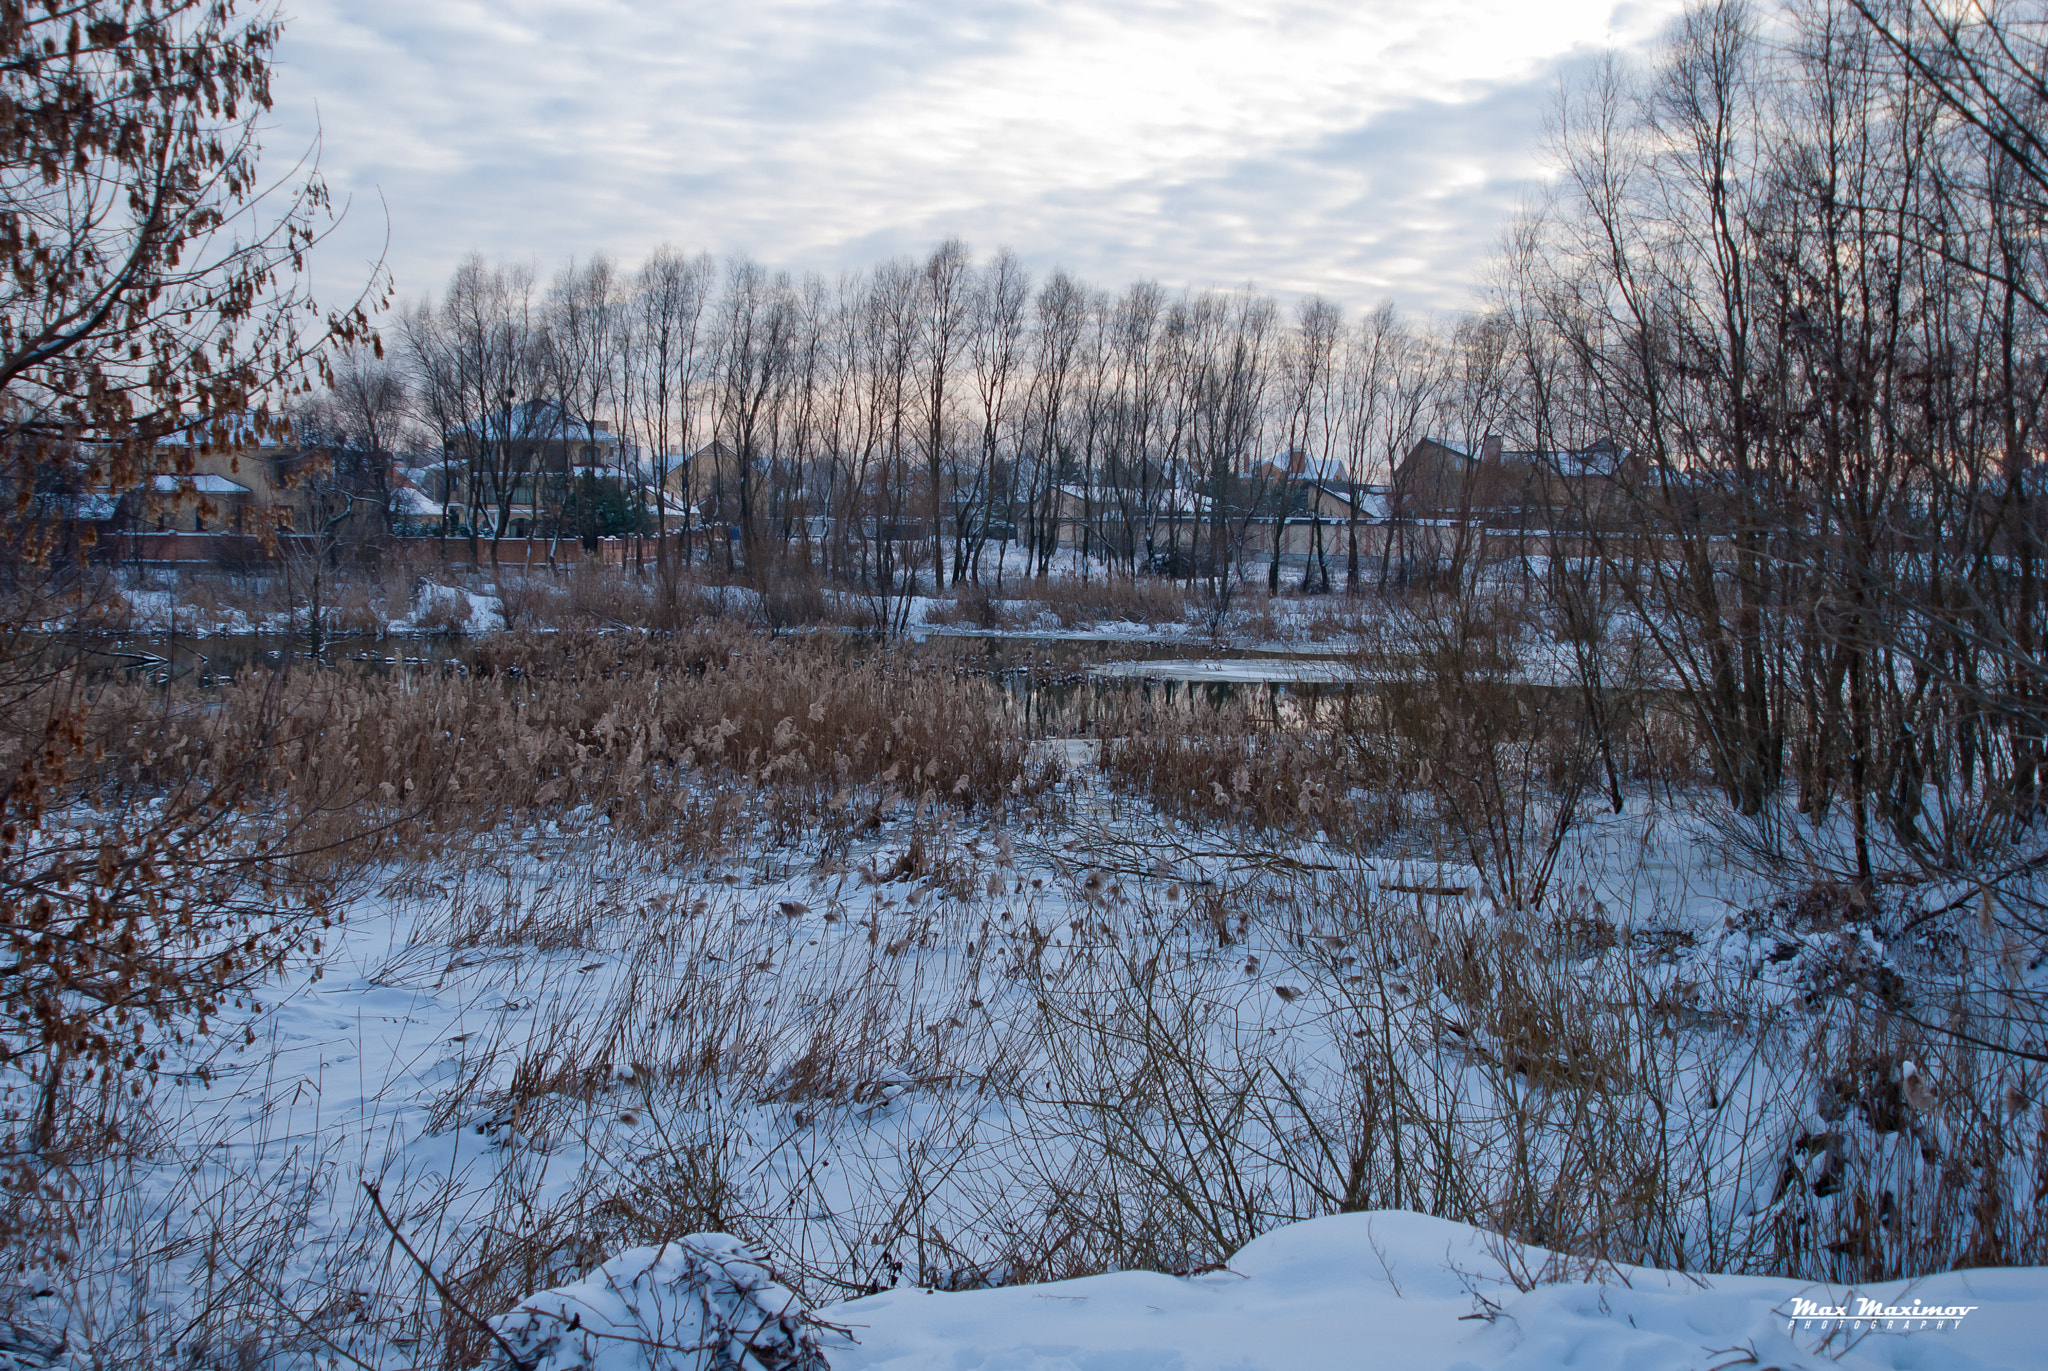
[445,401,630,472]
[386,477,445,536]
[1245,447,1351,486]
[150,417,334,532]
[144,471,253,532]
[441,400,642,539]
[1394,434,1639,528]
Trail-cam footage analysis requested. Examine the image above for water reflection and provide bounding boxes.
[75,627,1347,733]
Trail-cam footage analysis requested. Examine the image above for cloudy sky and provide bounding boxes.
[271,0,1686,319]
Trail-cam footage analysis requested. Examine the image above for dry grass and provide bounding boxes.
[1023,577,1199,628]
[1097,597,1693,875]
[74,627,1063,868]
[1099,693,1372,842]
[107,557,1267,644]
[923,576,1204,633]
[925,582,1028,631]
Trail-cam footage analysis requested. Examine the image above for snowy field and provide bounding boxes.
[12,577,2047,1369]
[13,727,2043,1368]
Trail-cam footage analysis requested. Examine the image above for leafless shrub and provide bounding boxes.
[489,573,560,634]
[756,565,832,632]
[414,581,478,635]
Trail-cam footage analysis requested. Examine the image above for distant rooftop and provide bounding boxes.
[152,473,250,496]
[450,399,618,444]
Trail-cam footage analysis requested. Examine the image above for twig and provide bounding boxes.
[218,1251,387,1371]
[361,1179,537,1371]
[1893,848,2048,937]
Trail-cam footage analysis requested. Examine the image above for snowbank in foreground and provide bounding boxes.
[494,1212,2039,1371]
[823,1212,2038,1371]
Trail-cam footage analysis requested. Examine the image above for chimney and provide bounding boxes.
[1481,434,1503,462]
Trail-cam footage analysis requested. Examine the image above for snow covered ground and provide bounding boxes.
[835,1205,2048,1368]
[493,1211,2044,1371]
[15,582,2048,1367]
[11,735,2041,1368]
[829,1210,2043,1371]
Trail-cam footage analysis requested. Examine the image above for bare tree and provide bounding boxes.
[914,239,972,587]
[296,345,411,540]
[1340,301,1410,592]
[1024,271,1087,579]
[1523,0,2048,967]
[631,246,714,592]
[403,256,548,564]
[1188,291,1278,615]
[549,254,628,554]
[1102,280,1166,577]
[1274,295,1342,593]
[711,259,797,579]
[966,249,1030,586]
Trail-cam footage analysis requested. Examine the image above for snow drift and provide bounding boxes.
[496,1213,2042,1371]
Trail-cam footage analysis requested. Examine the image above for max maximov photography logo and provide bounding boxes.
[1784,1295,1977,1333]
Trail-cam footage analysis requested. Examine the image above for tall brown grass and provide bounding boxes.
[76,628,1063,862]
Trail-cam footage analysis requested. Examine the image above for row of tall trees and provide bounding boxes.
[341,248,1528,597]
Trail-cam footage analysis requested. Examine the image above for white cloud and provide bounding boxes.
[270,0,1686,316]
